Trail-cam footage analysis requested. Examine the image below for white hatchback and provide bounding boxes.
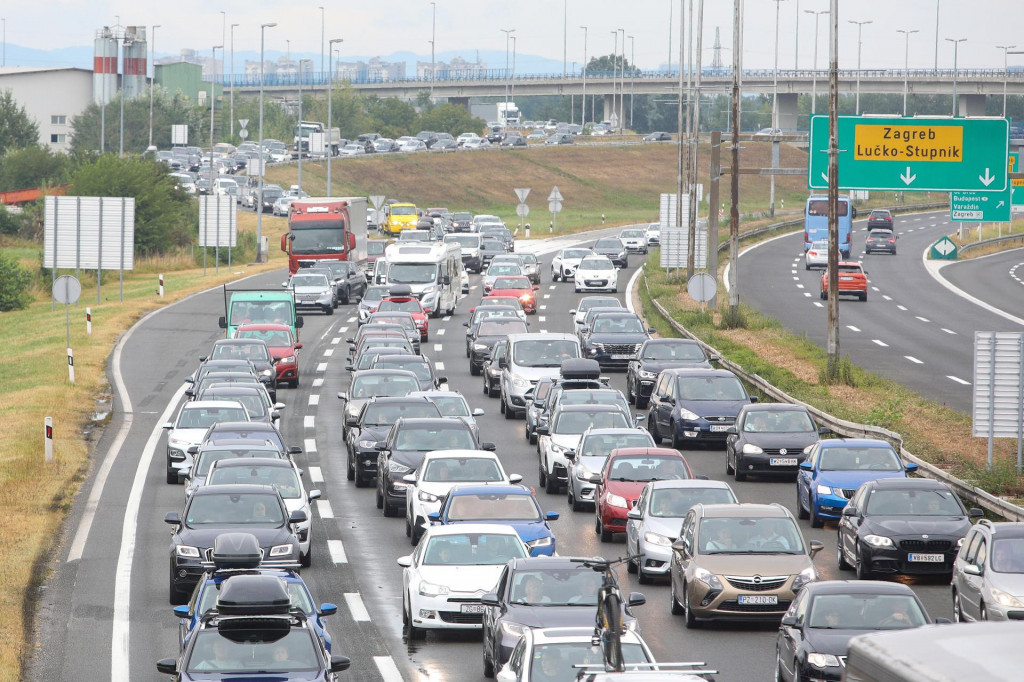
[574,256,618,293]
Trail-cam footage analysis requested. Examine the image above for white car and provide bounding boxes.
[645,223,661,247]
[574,256,618,293]
[340,143,366,156]
[619,228,649,254]
[272,196,296,216]
[402,449,522,544]
[457,132,482,146]
[496,626,657,682]
[551,247,594,282]
[400,139,428,152]
[398,524,530,637]
[473,214,503,232]
[463,138,491,150]
[804,239,831,270]
[163,400,250,484]
[205,457,321,566]
[537,405,631,494]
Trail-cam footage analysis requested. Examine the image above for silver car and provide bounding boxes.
[952,519,1024,622]
[625,479,737,583]
[804,239,830,270]
[284,272,334,315]
[566,427,655,512]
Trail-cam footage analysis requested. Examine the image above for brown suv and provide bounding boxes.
[669,503,823,627]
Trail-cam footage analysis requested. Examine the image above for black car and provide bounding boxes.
[469,318,530,375]
[480,556,645,676]
[580,311,654,369]
[479,238,506,266]
[202,341,278,399]
[451,211,474,232]
[725,403,826,481]
[481,227,515,252]
[837,478,983,580]
[307,259,366,304]
[643,132,672,142]
[482,341,508,398]
[486,128,505,144]
[375,417,494,517]
[501,134,527,147]
[775,580,943,682]
[345,396,441,487]
[416,130,439,148]
[647,367,757,447]
[260,187,285,213]
[865,229,897,255]
[165,485,304,603]
[866,209,893,230]
[591,238,628,269]
[626,338,715,408]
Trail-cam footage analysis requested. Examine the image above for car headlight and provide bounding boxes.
[693,566,723,590]
[677,408,699,421]
[816,484,834,496]
[991,588,1024,608]
[418,580,450,597]
[792,566,818,592]
[807,653,842,669]
[643,531,672,547]
[638,369,656,379]
[176,545,200,558]
[269,544,294,557]
[260,369,273,377]
[500,621,528,637]
[358,439,378,449]
[388,460,412,474]
[575,465,593,481]
[863,534,895,548]
[511,375,531,389]
[526,536,553,549]
[473,344,489,351]
[418,490,439,503]
[742,444,764,454]
[421,290,438,304]
[168,437,191,449]
[280,355,296,364]
[606,493,628,508]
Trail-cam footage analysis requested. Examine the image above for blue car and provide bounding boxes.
[647,368,757,447]
[428,484,559,556]
[796,438,918,528]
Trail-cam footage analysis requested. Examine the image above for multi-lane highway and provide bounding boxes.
[29,223,967,682]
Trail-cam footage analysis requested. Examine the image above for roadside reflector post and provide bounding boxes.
[67,347,75,384]
[158,273,165,298]
[86,307,92,335]
[44,417,54,463]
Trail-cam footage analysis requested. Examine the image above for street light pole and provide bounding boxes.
[430,2,436,100]
[500,29,515,134]
[2,18,5,67]
[897,29,919,116]
[619,28,626,132]
[119,32,132,158]
[946,37,966,116]
[230,23,238,138]
[256,22,277,264]
[771,0,785,132]
[997,45,1017,118]
[934,0,940,74]
[209,44,223,195]
[805,10,826,114]
[563,0,567,77]
[297,59,311,194]
[628,35,635,129]
[511,35,517,105]
[319,6,325,78]
[611,31,618,129]
[580,26,588,125]
[826,0,840,381]
[848,20,872,115]
[794,0,800,71]
[149,24,160,150]
[327,38,343,197]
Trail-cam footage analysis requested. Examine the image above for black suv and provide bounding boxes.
[580,311,654,369]
[345,396,441,487]
[866,209,893,230]
[626,338,714,408]
[865,229,897,255]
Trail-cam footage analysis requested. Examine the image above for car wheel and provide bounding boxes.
[670,422,682,449]
[569,487,585,512]
[324,305,334,315]
[539,463,548,488]
[166,466,179,485]
[375,481,384,509]
[860,291,868,302]
[636,394,649,410]
[809,494,824,528]
[820,289,826,300]
[733,454,747,481]
[855,547,873,580]
[499,396,506,413]
[552,270,560,282]
[383,496,400,518]
[670,576,684,615]
[627,376,636,404]
[169,575,190,605]
[545,465,560,494]
[405,594,426,641]
[682,583,699,629]
[599,517,613,542]
[341,289,350,305]
[804,263,810,271]
[466,343,471,359]
[774,652,785,682]
[612,287,618,293]
[483,643,495,679]
[637,564,652,585]
[797,489,809,519]
[300,543,312,568]
[354,467,370,488]
[726,450,735,475]
[405,515,412,538]
[627,553,639,574]
[290,376,299,389]
[346,452,355,481]
[470,362,481,376]
[504,401,515,419]
[980,602,988,621]
[837,535,852,570]
[574,287,580,293]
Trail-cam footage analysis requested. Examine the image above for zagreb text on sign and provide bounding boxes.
[855,125,963,162]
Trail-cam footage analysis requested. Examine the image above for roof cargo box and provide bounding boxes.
[217,574,291,615]
[210,532,263,569]
[560,358,601,381]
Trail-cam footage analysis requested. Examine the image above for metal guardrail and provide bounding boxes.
[957,232,1024,258]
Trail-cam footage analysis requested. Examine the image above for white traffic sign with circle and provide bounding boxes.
[687,273,717,303]
[516,204,530,217]
[238,129,248,139]
[548,201,563,213]
[52,275,81,305]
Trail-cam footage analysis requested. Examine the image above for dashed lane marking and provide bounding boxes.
[304,415,315,429]
[915,316,930,323]
[948,376,971,385]
[317,363,328,372]
[872,339,889,347]
[344,593,372,622]
[331,337,340,345]
[543,294,551,299]
[539,316,546,322]
[346,317,356,323]
[436,362,445,371]
[324,349,334,357]
[304,438,317,453]
[434,344,443,352]
[328,540,348,564]
[437,328,446,336]
[374,656,404,682]
[309,466,324,483]
[942,328,957,335]
[443,316,451,322]
[813,302,823,308]
[313,377,324,387]
[308,395,319,406]
[548,285,557,290]
[847,326,861,332]
[905,356,923,364]
[896,305,908,311]
[796,284,804,289]
[317,500,334,518]
[882,295,892,301]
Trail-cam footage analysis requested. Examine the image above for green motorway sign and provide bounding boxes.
[1011,152,1023,206]
[930,236,958,260]
[808,116,1009,192]
[950,187,1012,222]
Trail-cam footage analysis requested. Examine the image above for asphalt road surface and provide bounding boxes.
[30,223,960,682]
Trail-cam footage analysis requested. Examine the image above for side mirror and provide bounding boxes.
[963,564,983,576]
[509,474,523,484]
[749,396,759,403]
[402,474,417,484]
[345,415,359,427]
[443,276,451,285]
[545,511,560,521]
[780,615,798,627]
[218,316,227,329]
[462,321,470,327]
[274,402,286,410]
[482,442,497,451]
[164,512,181,525]
[569,309,577,316]
[318,603,338,617]
[564,450,576,461]
[337,392,349,402]
[671,540,688,553]
[396,555,413,568]
[173,605,191,619]
[648,328,657,334]
[627,508,642,520]
[841,506,858,518]
[818,426,831,435]
[374,442,388,451]
[934,617,952,624]
[288,446,303,455]
[270,411,281,421]
[536,426,549,436]
[289,509,308,523]
[436,376,448,385]
[809,540,824,558]
[498,358,508,369]
[330,656,352,673]
[308,489,322,502]
[904,462,919,474]
[162,422,174,430]
[627,592,646,607]
[575,318,584,325]
[156,659,178,675]
[725,426,738,435]
[186,445,199,455]
[534,285,540,290]
[634,414,646,422]
[588,473,602,484]
[472,408,485,417]
[970,508,985,518]
[799,461,813,471]
[427,512,441,523]
[295,316,304,328]
[481,592,500,607]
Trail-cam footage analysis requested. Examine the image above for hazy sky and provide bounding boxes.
[5,0,1024,71]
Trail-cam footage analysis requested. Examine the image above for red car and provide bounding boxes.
[234,323,303,388]
[594,447,694,542]
[377,294,429,341]
[488,276,539,314]
[820,261,868,301]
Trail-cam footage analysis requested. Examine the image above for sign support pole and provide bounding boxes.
[1018,334,1024,473]
[988,331,996,469]
[97,198,103,304]
[708,131,721,309]
[826,0,841,382]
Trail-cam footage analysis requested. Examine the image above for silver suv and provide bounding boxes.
[952,519,1024,622]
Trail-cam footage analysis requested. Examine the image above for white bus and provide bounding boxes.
[383,242,463,317]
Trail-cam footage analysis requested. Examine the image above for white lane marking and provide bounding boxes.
[436,362,446,371]
[543,294,551,299]
[317,362,328,372]
[374,656,404,682]
[304,438,317,453]
[308,395,320,406]
[539,305,547,310]
[791,270,797,275]
[813,302,824,308]
[882,295,892,301]
[344,593,372,622]
[309,466,324,483]
[111,381,188,678]
[896,305,908,311]
[317,500,334,519]
[539,316,547,322]
[434,343,443,352]
[847,325,861,332]
[324,349,334,357]
[443,315,451,322]
[803,292,812,297]
[331,337,340,345]
[470,285,478,291]
[905,356,923,364]
[347,316,356,323]
[915,316,930,323]
[796,284,805,289]
[548,285,557,290]
[948,375,971,385]
[304,415,315,429]
[792,276,800,281]
[313,377,324,387]
[540,329,549,333]
[872,339,889,347]
[338,326,348,333]
[923,247,1024,328]
[942,328,957,335]
[871,286,880,292]
[328,540,348,564]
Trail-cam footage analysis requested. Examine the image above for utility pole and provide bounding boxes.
[256,22,277,264]
[728,0,742,315]
[849,20,871,114]
[708,130,721,308]
[580,26,588,124]
[770,0,784,219]
[611,31,619,129]
[327,38,342,197]
[563,0,567,77]
[898,29,919,116]
[826,0,840,381]
[686,0,704,280]
[209,44,223,197]
[806,10,826,114]
[501,29,515,134]
[149,24,160,150]
[668,0,673,73]
[999,45,1017,117]
[319,6,325,77]
[230,24,238,138]
[619,28,626,133]
[628,35,635,129]
[946,37,967,116]
[297,59,311,193]
[675,0,686,237]
[794,0,800,70]
[430,2,436,99]
[934,0,940,75]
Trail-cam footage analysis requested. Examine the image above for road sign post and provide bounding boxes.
[1010,152,1023,210]
[514,188,531,237]
[548,186,563,234]
[44,416,54,463]
[808,115,1009,192]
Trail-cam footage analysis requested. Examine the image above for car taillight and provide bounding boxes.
[888,238,895,242]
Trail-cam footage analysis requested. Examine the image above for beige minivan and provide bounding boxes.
[669,503,823,627]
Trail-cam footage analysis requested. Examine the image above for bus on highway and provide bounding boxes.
[804,195,852,257]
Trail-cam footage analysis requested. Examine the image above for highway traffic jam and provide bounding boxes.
[140,197,1013,682]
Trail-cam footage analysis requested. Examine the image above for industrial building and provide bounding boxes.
[0,67,93,152]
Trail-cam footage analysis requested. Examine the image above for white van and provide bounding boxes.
[383,242,463,317]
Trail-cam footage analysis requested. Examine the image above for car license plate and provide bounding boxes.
[461,603,485,614]
[839,276,854,281]
[770,457,798,466]
[908,553,944,563]
[710,425,731,432]
[611,354,631,360]
[737,594,778,605]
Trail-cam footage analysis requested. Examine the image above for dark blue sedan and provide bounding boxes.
[428,484,559,556]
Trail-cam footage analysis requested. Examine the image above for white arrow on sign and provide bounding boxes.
[238,119,249,129]
[514,188,531,202]
[934,239,956,256]
[548,186,564,202]
[900,167,917,186]
[979,168,996,187]
[820,172,829,184]
[997,200,1006,209]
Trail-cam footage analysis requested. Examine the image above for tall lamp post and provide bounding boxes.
[511,35,517,105]
[297,59,311,193]
[618,28,625,133]
[610,31,618,130]
[580,26,588,125]
[897,29,919,116]
[946,37,966,116]
[256,22,277,264]
[794,0,800,70]
[119,31,133,158]
[2,18,6,67]
[209,45,223,194]
[148,24,160,150]
[230,23,238,138]
[934,0,941,74]
[500,28,515,134]
[849,19,872,114]
[319,6,325,78]
[771,0,785,132]
[430,2,436,99]
[628,35,635,129]
[997,44,1017,117]
[805,10,826,114]
[327,38,343,197]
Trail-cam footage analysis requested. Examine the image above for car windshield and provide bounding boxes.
[676,376,748,401]
[837,264,863,274]
[487,264,521,276]
[423,457,503,482]
[864,488,963,516]
[699,517,805,554]
[642,342,706,361]
[596,239,622,249]
[563,249,592,260]
[194,448,284,476]
[378,300,422,313]
[424,396,470,417]
[810,240,829,250]
[392,206,416,215]
[446,493,541,521]
[369,315,416,331]
[395,426,475,451]
[648,487,735,516]
[206,393,267,420]
[185,493,284,526]
[580,258,614,272]
[478,321,528,337]
[807,594,927,630]
[553,411,629,434]
[422,533,526,566]
[197,580,313,618]
[493,277,530,290]
[742,410,815,433]
[362,287,387,302]
[367,241,387,255]
[621,230,644,238]
[208,466,302,499]
[606,456,690,483]
[351,374,420,398]
[528,643,649,680]
[481,240,504,251]
[290,274,329,288]
[362,402,439,426]
[388,263,438,284]
[520,254,538,265]
[375,360,431,380]
[445,236,478,248]
[235,329,293,347]
[819,446,902,471]
[186,631,318,673]
[578,298,621,314]
[454,213,473,220]
[509,569,606,606]
[592,316,645,334]
[474,309,521,324]
[579,433,655,458]
[177,406,249,429]
[512,339,579,367]
[211,344,269,362]
[229,301,293,326]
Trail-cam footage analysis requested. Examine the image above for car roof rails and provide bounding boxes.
[573,662,719,680]
[978,518,996,531]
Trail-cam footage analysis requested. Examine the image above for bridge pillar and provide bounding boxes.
[448,96,470,111]
[603,94,615,124]
[958,94,987,117]
[777,93,800,132]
